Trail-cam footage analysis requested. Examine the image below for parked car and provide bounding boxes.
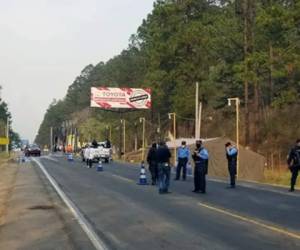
[25,144,41,157]
[82,141,112,163]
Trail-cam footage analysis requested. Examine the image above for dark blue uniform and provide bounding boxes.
[226,147,238,187]
[156,145,172,194]
[287,146,300,191]
[147,146,158,185]
[192,147,209,193]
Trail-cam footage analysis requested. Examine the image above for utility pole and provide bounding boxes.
[109,125,112,142]
[121,119,126,160]
[74,127,78,153]
[195,82,199,139]
[157,113,161,142]
[198,101,202,139]
[50,126,53,153]
[168,113,176,166]
[140,117,146,162]
[134,122,138,152]
[228,97,240,178]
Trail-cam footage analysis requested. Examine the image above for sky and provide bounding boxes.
[0,0,155,142]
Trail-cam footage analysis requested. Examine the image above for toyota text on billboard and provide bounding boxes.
[91,87,152,109]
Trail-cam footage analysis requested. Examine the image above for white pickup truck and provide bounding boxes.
[82,142,112,163]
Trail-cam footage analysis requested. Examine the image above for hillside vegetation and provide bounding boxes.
[36,0,300,166]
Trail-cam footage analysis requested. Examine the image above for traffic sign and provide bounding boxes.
[0,137,9,145]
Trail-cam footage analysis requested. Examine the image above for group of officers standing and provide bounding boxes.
[146,140,238,194]
[147,138,300,194]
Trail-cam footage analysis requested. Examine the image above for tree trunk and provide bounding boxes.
[269,42,274,104]
[253,79,259,149]
[242,0,256,146]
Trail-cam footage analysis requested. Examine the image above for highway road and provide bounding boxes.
[34,154,300,250]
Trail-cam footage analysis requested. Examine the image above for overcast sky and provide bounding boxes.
[0,0,154,142]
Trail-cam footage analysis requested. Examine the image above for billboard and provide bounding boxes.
[91,87,151,109]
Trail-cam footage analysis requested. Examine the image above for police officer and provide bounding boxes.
[287,139,300,192]
[156,141,172,194]
[225,142,238,188]
[92,139,98,148]
[175,141,190,181]
[105,138,111,148]
[192,140,209,193]
[147,143,158,185]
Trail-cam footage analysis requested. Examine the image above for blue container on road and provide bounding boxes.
[97,161,103,172]
[67,153,74,162]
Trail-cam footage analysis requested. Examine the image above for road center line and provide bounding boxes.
[40,155,59,162]
[197,202,300,240]
[110,173,135,184]
[32,158,108,250]
[34,158,300,241]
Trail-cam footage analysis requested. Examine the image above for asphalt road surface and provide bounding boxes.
[34,154,300,250]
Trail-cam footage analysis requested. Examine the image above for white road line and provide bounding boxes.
[40,155,59,162]
[110,174,134,184]
[32,158,108,250]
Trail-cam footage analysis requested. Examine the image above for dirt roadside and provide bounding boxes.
[0,159,94,250]
[0,160,18,226]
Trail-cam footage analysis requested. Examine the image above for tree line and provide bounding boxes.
[0,86,20,151]
[36,0,300,160]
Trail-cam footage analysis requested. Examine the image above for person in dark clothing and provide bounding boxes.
[192,140,209,193]
[287,139,300,192]
[175,141,190,181]
[225,142,238,188]
[156,141,172,194]
[105,139,111,148]
[147,143,158,185]
[92,139,98,148]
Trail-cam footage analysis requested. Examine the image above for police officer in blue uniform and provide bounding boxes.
[287,139,300,192]
[225,142,238,188]
[192,140,209,193]
[175,141,190,181]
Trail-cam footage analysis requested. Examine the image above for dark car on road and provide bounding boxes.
[25,144,41,157]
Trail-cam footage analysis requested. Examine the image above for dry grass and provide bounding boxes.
[0,153,10,167]
[263,168,299,187]
[121,150,300,188]
[0,155,18,225]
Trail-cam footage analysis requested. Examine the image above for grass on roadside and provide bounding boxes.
[0,152,18,166]
[263,168,300,187]
[0,152,10,163]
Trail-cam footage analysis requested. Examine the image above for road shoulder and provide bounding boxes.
[0,160,94,250]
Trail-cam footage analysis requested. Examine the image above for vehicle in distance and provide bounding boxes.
[82,141,112,163]
[25,144,41,157]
